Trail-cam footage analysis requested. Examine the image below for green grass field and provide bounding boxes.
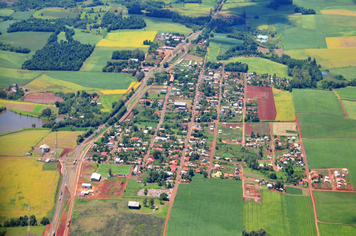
[0,226,45,236]
[342,100,356,119]
[329,67,356,80]
[285,187,302,195]
[171,0,215,17]
[0,129,50,156]
[0,67,44,89]
[314,191,356,224]
[33,8,79,19]
[122,179,144,199]
[97,164,131,177]
[0,157,59,223]
[207,33,243,62]
[304,139,356,190]
[273,88,296,121]
[221,57,291,79]
[297,113,356,138]
[73,29,104,45]
[11,11,34,20]
[0,31,52,53]
[244,190,316,236]
[132,16,193,35]
[0,9,14,16]
[336,87,356,100]
[98,94,123,112]
[0,51,32,69]
[318,223,356,236]
[293,89,345,116]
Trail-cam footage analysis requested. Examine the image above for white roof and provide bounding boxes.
[91,173,101,180]
[174,102,186,106]
[82,183,92,187]
[40,144,49,149]
[128,201,140,207]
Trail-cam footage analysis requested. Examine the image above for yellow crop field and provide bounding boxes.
[326,36,356,49]
[273,88,296,121]
[321,10,356,17]
[97,31,157,48]
[36,131,84,149]
[0,157,59,221]
[0,129,50,156]
[305,48,356,68]
[101,82,142,94]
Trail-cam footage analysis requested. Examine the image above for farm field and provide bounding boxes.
[98,94,123,112]
[222,57,291,79]
[336,87,356,100]
[292,89,345,116]
[318,223,356,236]
[0,51,32,69]
[303,139,356,190]
[342,100,356,119]
[70,199,165,236]
[11,11,34,20]
[0,157,60,223]
[304,48,356,69]
[207,33,243,62]
[33,8,79,19]
[0,99,58,118]
[247,85,276,120]
[297,113,356,138]
[134,16,193,35]
[72,30,103,45]
[243,190,316,236]
[329,67,356,80]
[97,31,157,48]
[166,175,243,236]
[0,67,44,89]
[272,122,298,137]
[0,129,50,156]
[36,131,84,150]
[313,191,356,224]
[80,47,120,72]
[326,36,356,49]
[97,164,131,177]
[0,31,52,53]
[272,88,295,121]
[0,226,45,236]
[245,122,270,136]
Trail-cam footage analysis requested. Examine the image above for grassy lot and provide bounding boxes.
[342,100,356,119]
[33,8,79,19]
[0,67,44,89]
[70,199,165,236]
[243,190,316,236]
[0,157,59,223]
[0,51,32,69]
[318,223,356,236]
[0,226,45,236]
[0,129,50,156]
[98,94,123,112]
[167,175,243,236]
[304,139,356,190]
[314,191,356,224]
[207,33,243,62]
[329,67,356,80]
[73,29,103,45]
[36,131,84,150]
[0,9,14,16]
[11,11,34,20]
[336,87,356,100]
[0,31,52,53]
[285,187,302,195]
[221,57,291,79]
[273,88,295,121]
[80,47,122,72]
[97,31,157,48]
[297,113,356,138]
[97,164,131,177]
[293,89,345,116]
[171,0,215,17]
[122,179,144,198]
[217,123,242,142]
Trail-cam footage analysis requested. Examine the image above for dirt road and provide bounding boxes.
[242,73,247,144]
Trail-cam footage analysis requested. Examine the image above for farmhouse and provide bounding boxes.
[39,143,50,153]
[128,201,140,209]
[90,173,101,181]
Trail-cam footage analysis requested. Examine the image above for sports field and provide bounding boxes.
[293,89,345,116]
[97,31,157,48]
[318,223,356,236]
[297,113,356,138]
[243,190,316,236]
[336,87,356,100]
[303,139,356,190]
[0,129,50,156]
[207,33,243,62]
[36,131,84,150]
[272,88,295,121]
[0,157,60,222]
[167,175,243,236]
[0,67,44,89]
[342,100,356,119]
[98,94,123,112]
[313,191,356,224]
[97,164,131,177]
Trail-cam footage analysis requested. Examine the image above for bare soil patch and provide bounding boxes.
[4,103,36,112]
[184,54,203,61]
[247,85,276,120]
[274,48,284,57]
[257,46,269,54]
[245,123,270,136]
[23,92,64,104]
[272,122,298,136]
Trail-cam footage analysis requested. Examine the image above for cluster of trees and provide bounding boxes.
[206,61,223,69]
[242,229,267,236]
[225,62,249,72]
[12,0,82,11]
[112,49,145,61]
[22,31,94,71]
[217,42,258,60]
[2,215,49,228]
[0,85,24,100]
[321,78,356,90]
[0,42,30,53]
[147,170,168,185]
[102,60,141,73]
[266,0,293,10]
[7,18,77,33]
[143,39,152,45]
[85,0,104,8]
[100,12,146,31]
[294,7,316,15]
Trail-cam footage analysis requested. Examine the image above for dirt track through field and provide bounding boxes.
[333,89,348,118]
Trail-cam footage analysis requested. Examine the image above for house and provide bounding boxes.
[91,173,101,182]
[40,144,50,153]
[128,201,140,209]
[267,183,273,189]
[81,183,92,189]
[155,137,168,142]
[174,102,186,108]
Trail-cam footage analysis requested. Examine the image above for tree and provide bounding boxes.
[31,123,36,128]
[203,171,208,178]
[41,108,52,117]
[108,168,112,176]
[160,193,169,201]
[143,198,148,207]
[153,150,161,159]
[144,188,148,195]
[149,198,154,209]
[40,217,50,225]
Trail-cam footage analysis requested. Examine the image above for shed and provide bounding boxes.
[82,183,92,189]
[174,102,186,108]
[91,173,101,182]
[40,144,50,153]
[267,183,273,189]
[128,201,140,209]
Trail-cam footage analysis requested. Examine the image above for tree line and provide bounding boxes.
[7,18,76,33]
[0,42,30,53]
[12,0,82,11]
[294,7,316,15]
[102,60,141,73]
[112,49,145,61]
[98,12,146,31]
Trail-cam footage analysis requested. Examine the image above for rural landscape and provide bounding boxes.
[0,0,356,235]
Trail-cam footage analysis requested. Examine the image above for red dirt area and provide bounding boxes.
[59,148,72,158]
[23,92,64,104]
[247,85,276,120]
[80,178,125,199]
[4,103,35,112]
[245,123,270,136]
[56,209,68,236]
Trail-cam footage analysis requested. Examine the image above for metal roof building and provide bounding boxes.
[128,201,140,209]
[90,173,101,182]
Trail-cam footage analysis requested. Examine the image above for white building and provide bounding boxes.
[91,173,101,182]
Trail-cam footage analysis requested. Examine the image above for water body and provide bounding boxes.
[0,110,60,134]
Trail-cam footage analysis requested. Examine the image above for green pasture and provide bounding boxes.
[0,67,44,88]
[329,67,356,80]
[0,51,32,69]
[0,9,14,17]
[292,89,345,116]
[97,164,131,177]
[167,175,243,236]
[243,190,316,236]
[297,113,356,138]
[342,100,356,119]
[0,31,52,52]
[323,15,356,37]
[171,0,215,17]
[314,191,356,224]
[285,187,302,195]
[98,94,123,112]
[11,11,34,20]
[80,47,119,72]
[319,223,356,236]
[73,30,103,45]
[0,226,45,236]
[122,179,144,198]
[303,139,356,190]
[221,57,291,79]
[0,20,16,34]
[46,71,136,90]
[207,33,243,62]
[336,87,356,100]
[33,8,79,19]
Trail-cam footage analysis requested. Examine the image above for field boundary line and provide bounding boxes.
[332,89,348,118]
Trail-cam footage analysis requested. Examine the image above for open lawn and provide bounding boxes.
[70,199,165,236]
[0,226,45,236]
[318,223,356,236]
[297,113,356,138]
[0,157,59,223]
[342,100,356,119]
[167,175,243,236]
[98,94,123,112]
[293,89,345,116]
[336,87,356,100]
[97,164,131,177]
[221,57,291,79]
[207,33,243,62]
[273,88,295,121]
[314,191,356,224]
[97,31,157,48]
[304,139,356,190]
[244,190,316,236]
[36,131,84,150]
[122,179,144,199]
[0,129,50,156]
[0,67,44,89]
